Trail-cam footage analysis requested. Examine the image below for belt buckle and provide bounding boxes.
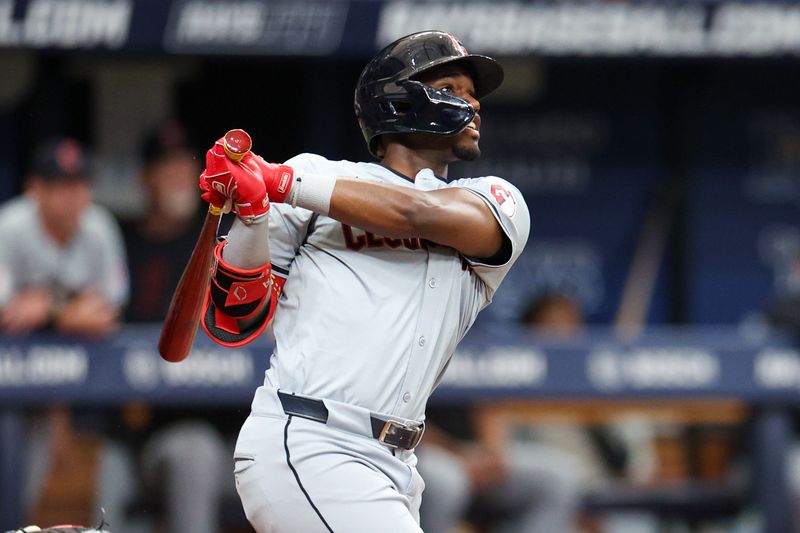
[379,420,423,450]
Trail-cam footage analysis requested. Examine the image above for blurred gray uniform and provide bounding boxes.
[0,195,128,511]
[233,154,530,532]
[0,196,128,307]
[418,441,582,533]
[0,196,229,533]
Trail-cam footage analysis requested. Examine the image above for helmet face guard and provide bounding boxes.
[360,80,476,145]
[355,31,504,159]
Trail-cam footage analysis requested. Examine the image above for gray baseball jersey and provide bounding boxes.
[260,153,530,422]
[0,196,129,307]
[234,154,529,532]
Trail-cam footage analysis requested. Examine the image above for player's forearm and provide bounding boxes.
[327,179,503,258]
[222,217,270,269]
[328,178,443,238]
[240,154,503,256]
[204,218,276,343]
[218,219,272,328]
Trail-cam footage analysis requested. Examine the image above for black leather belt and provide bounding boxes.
[277,391,424,450]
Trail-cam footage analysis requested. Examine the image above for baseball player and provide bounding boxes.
[198,31,530,532]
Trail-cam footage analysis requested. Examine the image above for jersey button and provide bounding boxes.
[418,336,426,346]
[428,278,437,288]
[402,392,411,403]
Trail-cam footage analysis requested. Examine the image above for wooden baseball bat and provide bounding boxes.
[158,129,253,363]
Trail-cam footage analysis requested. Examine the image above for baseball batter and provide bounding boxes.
[197,31,530,532]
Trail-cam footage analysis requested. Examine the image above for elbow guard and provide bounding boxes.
[201,240,283,347]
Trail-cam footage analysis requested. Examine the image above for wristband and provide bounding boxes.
[288,172,337,216]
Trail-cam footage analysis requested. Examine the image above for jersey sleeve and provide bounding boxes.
[453,176,530,299]
[268,153,325,279]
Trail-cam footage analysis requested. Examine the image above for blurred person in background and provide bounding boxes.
[417,295,587,533]
[122,120,207,321]
[0,137,128,524]
[523,293,628,486]
[0,137,127,335]
[417,410,582,533]
[100,121,233,533]
[524,293,662,533]
[521,293,585,337]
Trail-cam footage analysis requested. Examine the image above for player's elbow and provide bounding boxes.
[399,193,448,237]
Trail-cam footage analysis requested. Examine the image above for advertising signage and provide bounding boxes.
[3,0,800,57]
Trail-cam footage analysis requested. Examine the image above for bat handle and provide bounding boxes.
[223,129,252,162]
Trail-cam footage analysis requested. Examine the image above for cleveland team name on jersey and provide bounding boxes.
[340,223,472,270]
[341,223,430,251]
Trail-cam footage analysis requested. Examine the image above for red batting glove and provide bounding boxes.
[199,140,270,223]
[241,153,296,204]
[198,168,231,212]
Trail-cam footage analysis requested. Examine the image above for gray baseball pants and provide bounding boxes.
[234,387,424,533]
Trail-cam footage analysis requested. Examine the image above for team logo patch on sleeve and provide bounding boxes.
[490,183,517,218]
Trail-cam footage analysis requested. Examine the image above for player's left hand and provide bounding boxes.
[199,139,270,223]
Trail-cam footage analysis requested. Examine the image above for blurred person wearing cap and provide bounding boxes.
[0,137,128,335]
[121,121,206,321]
[0,137,129,524]
[96,121,233,533]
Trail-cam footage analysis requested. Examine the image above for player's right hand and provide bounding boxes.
[199,139,270,224]
[241,153,296,204]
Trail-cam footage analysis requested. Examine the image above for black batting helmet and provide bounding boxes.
[354,30,504,159]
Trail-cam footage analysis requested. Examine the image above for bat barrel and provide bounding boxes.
[158,209,220,362]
